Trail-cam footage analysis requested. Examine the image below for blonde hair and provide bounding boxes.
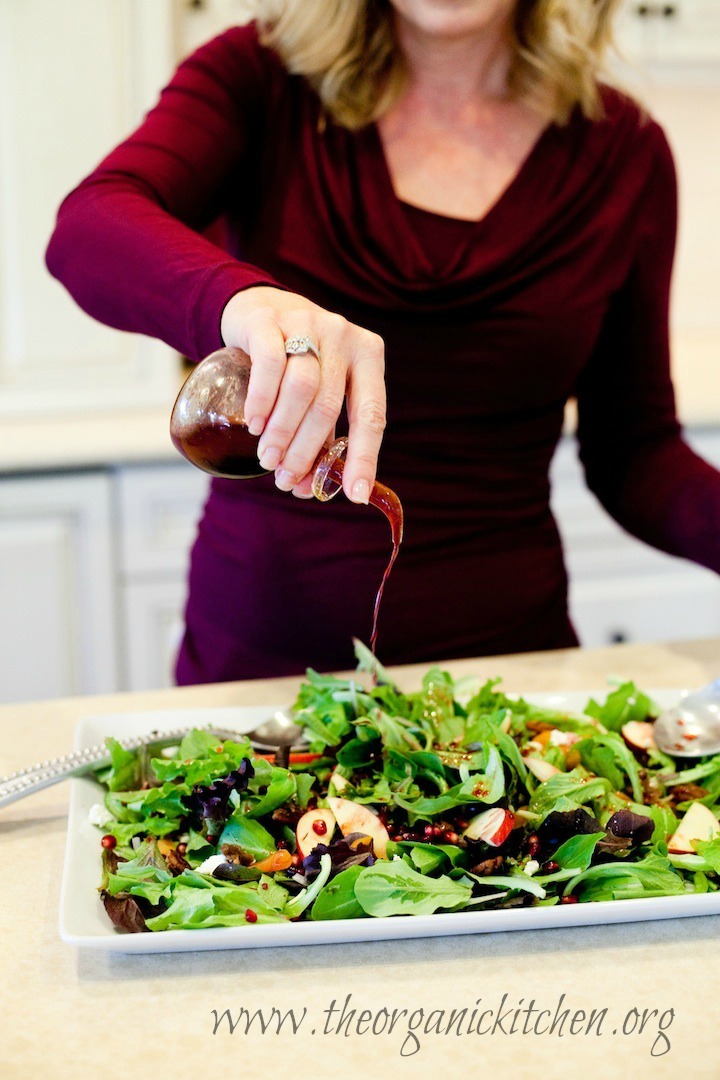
[241,0,623,129]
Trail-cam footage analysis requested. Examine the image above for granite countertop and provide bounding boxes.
[2,637,719,1079]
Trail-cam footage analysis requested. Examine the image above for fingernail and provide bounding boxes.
[293,489,314,500]
[275,469,296,491]
[351,479,370,505]
[248,416,265,436]
[259,447,282,471]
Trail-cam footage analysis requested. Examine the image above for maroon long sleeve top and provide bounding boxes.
[46,24,720,681]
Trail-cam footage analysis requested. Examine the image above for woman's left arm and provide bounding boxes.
[575,124,720,574]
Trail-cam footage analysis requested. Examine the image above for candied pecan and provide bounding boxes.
[219,844,255,866]
[669,783,709,805]
[271,803,305,826]
[165,848,191,875]
[470,855,504,876]
[525,720,557,734]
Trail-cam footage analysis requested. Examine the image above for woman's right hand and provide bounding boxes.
[220,286,387,502]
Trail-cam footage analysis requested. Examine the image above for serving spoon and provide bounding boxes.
[0,709,307,809]
[653,679,720,757]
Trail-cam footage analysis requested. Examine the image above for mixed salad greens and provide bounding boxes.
[91,646,720,933]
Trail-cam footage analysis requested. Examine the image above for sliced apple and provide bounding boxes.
[463,807,514,847]
[525,757,561,782]
[326,796,390,859]
[622,720,656,752]
[329,771,348,794]
[295,808,336,859]
[667,802,720,854]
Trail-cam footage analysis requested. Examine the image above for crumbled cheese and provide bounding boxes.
[523,860,540,877]
[88,802,114,828]
[196,853,228,875]
[549,729,580,748]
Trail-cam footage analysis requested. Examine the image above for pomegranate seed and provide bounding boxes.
[424,825,434,837]
[277,840,286,849]
[261,882,269,890]
[100,835,116,849]
[541,860,559,874]
[245,909,258,923]
[312,820,328,836]
[525,834,541,857]
[560,894,579,905]
[445,832,459,844]
[176,842,187,856]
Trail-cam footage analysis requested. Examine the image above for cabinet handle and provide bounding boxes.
[635,2,677,14]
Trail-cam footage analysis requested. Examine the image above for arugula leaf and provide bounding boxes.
[217,814,276,861]
[354,861,472,917]
[693,838,720,873]
[552,833,604,871]
[310,865,366,921]
[393,746,505,823]
[565,852,686,902]
[103,738,140,792]
[465,872,547,900]
[352,638,397,688]
[575,733,643,802]
[584,682,659,733]
[528,771,611,820]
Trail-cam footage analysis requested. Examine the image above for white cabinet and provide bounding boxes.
[617,1,720,67]
[0,0,180,419]
[115,462,209,690]
[0,473,119,702]
[551,430,720,647]
[0,462,207,701]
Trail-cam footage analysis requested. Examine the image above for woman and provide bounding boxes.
[46,0,720,681]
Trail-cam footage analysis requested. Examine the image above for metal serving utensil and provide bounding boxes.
[0,710,306,809]
[653,679,720,757]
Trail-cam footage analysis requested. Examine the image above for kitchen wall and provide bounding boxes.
[2,0,720,702]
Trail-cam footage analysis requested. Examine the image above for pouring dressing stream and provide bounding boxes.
[170,347,404,659]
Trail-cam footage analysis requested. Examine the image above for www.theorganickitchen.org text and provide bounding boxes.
[210,992,674,1058]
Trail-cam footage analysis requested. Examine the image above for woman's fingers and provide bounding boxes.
[271,324,385,500]
[342,333,387,503]
[258,350,323,479]
[241,315,289,438]
[221,287,386,501]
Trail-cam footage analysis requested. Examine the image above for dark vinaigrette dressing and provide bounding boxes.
[171,420,404,659]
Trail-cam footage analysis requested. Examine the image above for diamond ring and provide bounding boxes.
[284,336,320,361]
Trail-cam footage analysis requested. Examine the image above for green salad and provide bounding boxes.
[92,646,720,933]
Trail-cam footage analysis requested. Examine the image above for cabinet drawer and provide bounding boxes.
[121,578,189,690]
[0,472,118,701]
[115,463,208,576]
[570,570,720,647]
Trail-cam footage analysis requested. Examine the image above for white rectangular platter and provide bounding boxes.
[59,692,720,953]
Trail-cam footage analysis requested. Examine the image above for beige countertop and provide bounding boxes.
[0,405,178,474]
[2,638,720,1080]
